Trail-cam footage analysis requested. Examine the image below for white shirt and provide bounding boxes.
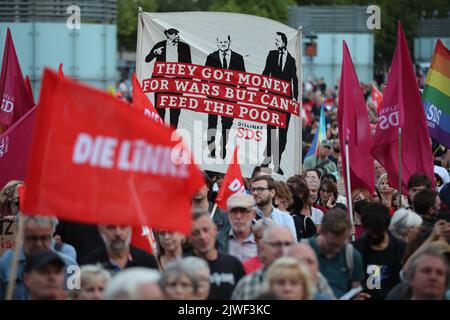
[310,207,324,225]
[220,50,231,69]
[166,40,178,62]
[278,49,287,71]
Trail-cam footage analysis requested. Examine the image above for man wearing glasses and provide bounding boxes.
[216,193,257,263]
[250,175,297,241]
[0,216,77,300]
[231,224,295,300]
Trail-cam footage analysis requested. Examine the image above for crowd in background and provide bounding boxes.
[0,75,448,301]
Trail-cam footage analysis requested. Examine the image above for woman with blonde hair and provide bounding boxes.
[376,174,397,215]
[263,257,315,300]
[72,264,111,300]
[156,231,186,270]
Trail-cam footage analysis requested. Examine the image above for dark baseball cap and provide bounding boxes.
[24,250,65,273]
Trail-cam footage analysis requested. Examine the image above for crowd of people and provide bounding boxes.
[0,75,449,301]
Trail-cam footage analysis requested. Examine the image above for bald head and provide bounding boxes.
[286,243,318,282]
[260,225,294,267]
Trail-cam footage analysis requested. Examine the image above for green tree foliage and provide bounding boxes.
[210,0,295,23]
[117,0,158,51]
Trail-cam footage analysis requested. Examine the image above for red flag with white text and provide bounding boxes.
[215,146,245,210]
[0,28,34,131]
[23,69,203,235]
[132,73,163,124]
[370,22,435,194]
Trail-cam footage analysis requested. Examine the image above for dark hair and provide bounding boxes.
[321,173,337,184]
[251,166,263,180]
[306,168,322,180]
[321,208,351,235]
[360,203,391,232]
[319,179,338,205]
[413,189,439,216]
[287,176,310,206]
[408,174,432,190]
[164,28,179,35]
[276,32,287,47]
[252,175,275,189]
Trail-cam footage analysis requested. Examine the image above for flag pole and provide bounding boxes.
[398,128,402,207]
[145,227,162,271]
[210,203,218,220]
[345,141,355,241]
[6,212,25,300]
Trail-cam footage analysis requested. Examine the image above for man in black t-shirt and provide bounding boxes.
[353,203,406,300]
[186,211,245,300]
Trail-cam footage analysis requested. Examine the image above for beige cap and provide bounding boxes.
[226,192,256,211]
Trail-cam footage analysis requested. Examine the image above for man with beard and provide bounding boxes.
[216,193,258,262]
[251,175,296,240]
[328,139,340,167]
[353,203,406,300]
[81,225,158,273]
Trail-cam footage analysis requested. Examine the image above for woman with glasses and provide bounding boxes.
[318,179,338,213]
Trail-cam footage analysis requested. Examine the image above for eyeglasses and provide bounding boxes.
[229,208,253,215]
[264,241,293,248]
[251,187,270,194]
[25,235,52,243]
[320,188,332,193]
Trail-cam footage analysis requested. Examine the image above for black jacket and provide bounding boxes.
[81,245,158,272]
[205,50,246,72]
[262,49,298,100]
[145,40,191,63]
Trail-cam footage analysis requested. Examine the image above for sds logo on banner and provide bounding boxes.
[1,95,14,113]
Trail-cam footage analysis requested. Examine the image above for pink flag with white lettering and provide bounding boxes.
[0,28,34,131]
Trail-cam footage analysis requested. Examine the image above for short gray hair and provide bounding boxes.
[406,247,449,286]
[103,267,161,300]
[22,215,59,233]
[160,258,200,293]
[389,208,422,239]
[262,224,291,243]
[183,256,210,276]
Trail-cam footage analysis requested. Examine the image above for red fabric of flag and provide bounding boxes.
[371,22,435,194]
[23,69,203,235]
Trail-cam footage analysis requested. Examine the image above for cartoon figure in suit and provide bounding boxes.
[205,34,246,159]
[145,28,191,129]
[261,32,298,175]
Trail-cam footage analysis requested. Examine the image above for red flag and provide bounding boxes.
[338,42,374,196]
[23,69,203,235]
[0,28,34,131]
[371,83,383,114]
[215,146,245,210]
[131,226,154,254]
[0,106,36,188]
[58,63,64,77]
[24,75,34,102]
[371,22,435,194]
[132,73,163,124]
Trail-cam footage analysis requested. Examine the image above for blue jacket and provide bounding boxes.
[0,246,78,300]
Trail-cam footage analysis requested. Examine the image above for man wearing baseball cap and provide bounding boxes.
[216,193,258,263]
[23,250,66,300]
[303,139,337,175]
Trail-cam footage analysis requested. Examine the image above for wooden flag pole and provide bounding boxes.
[144,227,162,271]
[6,213,25,300]
[398,128,403,207]
[345,142,355,241]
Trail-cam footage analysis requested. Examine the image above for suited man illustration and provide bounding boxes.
[261,32,298,175]
[145,28,192,129]
[205,34,246,159]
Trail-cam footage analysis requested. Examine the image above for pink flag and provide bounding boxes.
[24,75,34,102]
[338,41,374,196]
[0,106,36,188]
[371,22,435,194]
[0,28,35,130]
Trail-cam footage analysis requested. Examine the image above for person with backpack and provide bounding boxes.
[303,208,367,299]
[353,203,406,300]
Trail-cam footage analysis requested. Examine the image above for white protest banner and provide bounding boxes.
[136,12,302,177]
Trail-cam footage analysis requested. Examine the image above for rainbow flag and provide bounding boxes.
[305,104,326,159]
[423,39,450,148]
